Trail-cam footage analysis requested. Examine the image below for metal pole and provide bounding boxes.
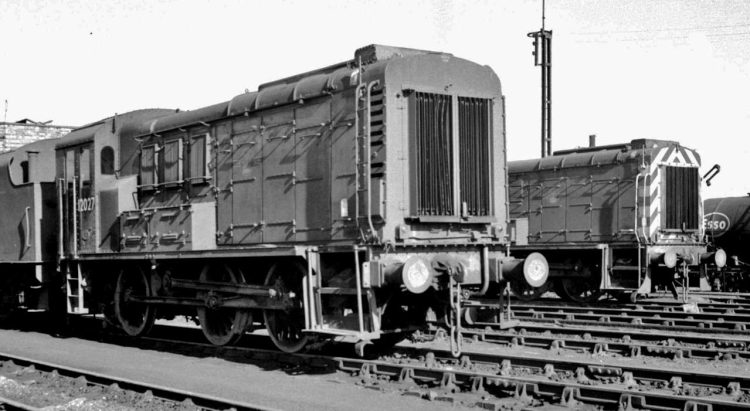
[540,33,547,157]
[545,31,552,157]
[528,1,552,157]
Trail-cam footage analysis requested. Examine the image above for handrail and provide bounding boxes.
[303,249,312,330]
[634,174,642,244]
[634,173,644,290]
[72,177,78,258]
[365,80,380,242]
[703,164,720,187]
[57,179,64,261]
[353,246,365,334]
[24,206,31,249]
[638,172,649,243]
[353,82,367,236]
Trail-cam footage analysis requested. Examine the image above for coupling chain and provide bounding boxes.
[448,276,463,357]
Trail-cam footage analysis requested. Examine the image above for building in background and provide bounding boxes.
[0,119,74,153]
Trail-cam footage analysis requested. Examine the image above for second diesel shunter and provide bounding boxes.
[508,138,720,302]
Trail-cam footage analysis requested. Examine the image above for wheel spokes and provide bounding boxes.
[558,275,602,303]
[263,262,308,353]
[114,267,154,337]
[197,265,251,346]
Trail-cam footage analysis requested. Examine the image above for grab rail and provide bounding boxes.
[365,80,380,242]
[24,206,31,249]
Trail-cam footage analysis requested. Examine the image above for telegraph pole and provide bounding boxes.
[528,0,552,157]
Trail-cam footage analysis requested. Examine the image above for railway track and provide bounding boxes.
[511,297,750,314]
[6,317,750,410]
[510,304,750,330]
[466,298,750,333]
[125,331,750,410]
[0,351,272,411]
[386,345,750,409]
[687,292,750,303]
[447,325,750,360]
[452,297,750,365]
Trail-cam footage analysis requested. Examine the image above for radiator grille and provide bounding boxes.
[458,97,492,216]
[413,92,454,216]
[664,166,699,230]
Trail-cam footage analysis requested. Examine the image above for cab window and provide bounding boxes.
[189,134,211,180]
[139,145,157,188]
[101,146,115,175]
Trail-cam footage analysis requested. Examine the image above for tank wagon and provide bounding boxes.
[508,139,717,302]
[703,196,748,291]
[0,45,542,354]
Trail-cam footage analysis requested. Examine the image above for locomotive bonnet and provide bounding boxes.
[0,45,542,355]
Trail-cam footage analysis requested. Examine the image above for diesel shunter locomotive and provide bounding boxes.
[508,138,720,302]
[0,45,543,355]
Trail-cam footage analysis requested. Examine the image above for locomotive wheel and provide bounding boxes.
[510,281,546,301]
[197,264,252,346]
[263,261,309,353]
[114,267,155,337]
[555,272,603,303]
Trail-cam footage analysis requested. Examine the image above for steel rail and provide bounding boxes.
[512,315,750,335]
[0,396,40,411]
[503,297,750,313]
[471,298,750,321]
[0,351,276,411]
[465,300,750,331]
[464,301,750,338]
[509,304,750,327]
[508,300,750,315]
[454,326,750,360]
[487,322,750,349]
[500,296,750,310]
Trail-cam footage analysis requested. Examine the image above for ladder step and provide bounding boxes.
[612,266,640,271]
[316,287,359,295]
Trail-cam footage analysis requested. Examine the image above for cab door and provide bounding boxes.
[61,144,96,255]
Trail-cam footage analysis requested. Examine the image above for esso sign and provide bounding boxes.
[704,212,730,237]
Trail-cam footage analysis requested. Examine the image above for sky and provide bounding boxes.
[1,0,748,199]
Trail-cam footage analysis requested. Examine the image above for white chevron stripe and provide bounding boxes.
[651,147,669,168]
[665,148,688,165]
[684,148,699,166]
[649,205,660,235]
[648,166,661,239]
[646,148,669,237]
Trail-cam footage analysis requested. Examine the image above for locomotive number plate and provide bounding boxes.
[77,197,95,212]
